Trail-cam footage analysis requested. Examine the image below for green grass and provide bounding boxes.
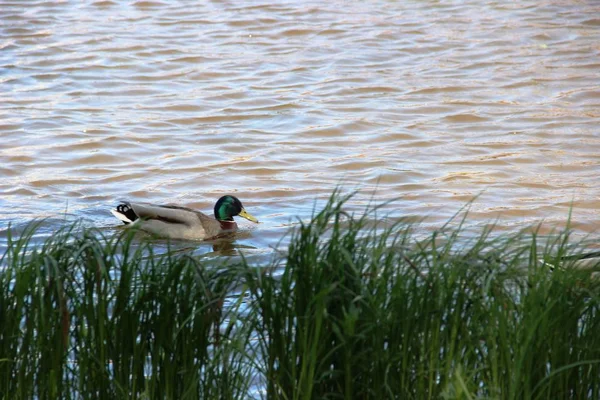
[2,194,600,399]
[0,222,251,400]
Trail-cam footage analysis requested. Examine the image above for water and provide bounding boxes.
[1,0,599,258]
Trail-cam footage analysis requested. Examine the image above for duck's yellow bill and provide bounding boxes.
[239,208,259,223]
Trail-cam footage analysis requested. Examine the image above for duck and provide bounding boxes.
[110,195,259,240]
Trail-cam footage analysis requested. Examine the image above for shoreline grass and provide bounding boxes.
[2,195,600,399]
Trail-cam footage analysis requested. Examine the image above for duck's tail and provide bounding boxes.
[111,202,139,224]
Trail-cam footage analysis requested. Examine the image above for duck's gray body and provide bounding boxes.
[111,202,235,240]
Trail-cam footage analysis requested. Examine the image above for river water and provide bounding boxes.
[1,0,599,259]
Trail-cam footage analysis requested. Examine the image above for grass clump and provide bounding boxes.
[2,194,600,399]
[241,194,600,400]
[0,223,250,400]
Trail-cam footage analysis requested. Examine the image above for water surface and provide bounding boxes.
[1,0,599,257]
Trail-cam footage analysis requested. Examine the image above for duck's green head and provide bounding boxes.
[214,195,259,223]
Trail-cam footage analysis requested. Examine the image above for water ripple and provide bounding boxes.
[1,0,599,253]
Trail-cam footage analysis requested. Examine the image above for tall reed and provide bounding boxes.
[0,223,250,400]
[2,194,600,399]
[241,194,600,400]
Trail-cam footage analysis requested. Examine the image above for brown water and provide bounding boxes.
[1,0,599,258]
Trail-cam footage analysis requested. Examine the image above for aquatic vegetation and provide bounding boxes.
[0,223,251,400]
[243,195,600,399]
[1,195,600,399]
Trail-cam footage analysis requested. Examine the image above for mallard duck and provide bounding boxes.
[110,195,259,240]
